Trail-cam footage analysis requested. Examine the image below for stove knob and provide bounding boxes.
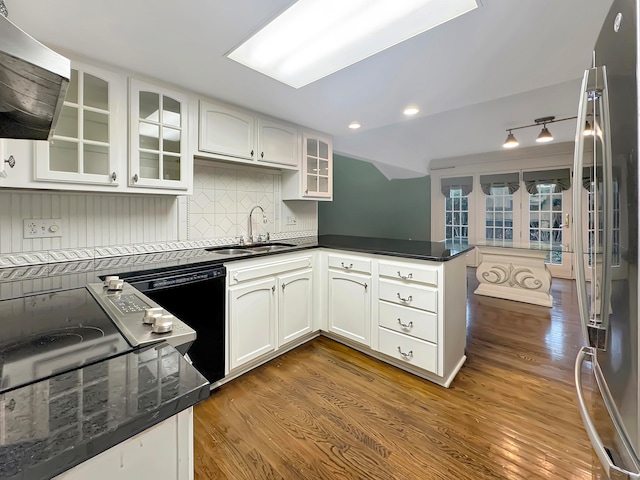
[142,307,163,325]
[152,314,174,334]
[107,279,124,291]
[104,275,119,287]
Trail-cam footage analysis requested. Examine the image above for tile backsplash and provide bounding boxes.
[188,160,317,242]
[0,160,317,267]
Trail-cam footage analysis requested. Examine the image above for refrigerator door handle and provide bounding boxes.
[575,347,640,479]
[572,68,593,342]
[598,65,614,326]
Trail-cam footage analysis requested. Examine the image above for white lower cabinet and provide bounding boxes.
[54,407,193,480]
[227,254,314,373]
[228,277,277,370]
[278,268,313,345]
[224,250,466,388]
[327,270,371,346]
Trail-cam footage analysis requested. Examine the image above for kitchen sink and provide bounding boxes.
[248,243,295,252]
[205,243,295,255]
[205,246,253,255]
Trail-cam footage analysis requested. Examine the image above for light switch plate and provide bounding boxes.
[23,219,63,238]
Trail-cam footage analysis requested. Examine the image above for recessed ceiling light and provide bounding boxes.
[404,107,420,116]
[348,121,361,129]
[227,0,481,88]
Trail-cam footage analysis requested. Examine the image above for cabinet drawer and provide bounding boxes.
[379,279,437,313]
[378,301,437,343]
[327,254,371,274]
[378,260,438,287]
[378,327,437,374]
[229,256,312,284]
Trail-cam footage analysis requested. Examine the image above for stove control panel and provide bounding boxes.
[108,294,151,314]
[86,282,195,350]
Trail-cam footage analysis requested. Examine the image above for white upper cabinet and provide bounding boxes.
[34,61,126,186]
[3,58,193,195]
[197,99,300,169]
[282,130,333,201]
[129,78,190,191]
[257,118,298,167]
[198,100,255,160]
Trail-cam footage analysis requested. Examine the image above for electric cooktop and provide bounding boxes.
[0,288,134,394]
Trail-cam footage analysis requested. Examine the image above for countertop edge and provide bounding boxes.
[31,384,210,480]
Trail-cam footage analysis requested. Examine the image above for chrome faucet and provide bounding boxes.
[248,205,267,244]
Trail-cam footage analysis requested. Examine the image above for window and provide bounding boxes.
[441,176,472,243]
[485,186,514,244]
[445,188,469,242]
[529,183,563,265]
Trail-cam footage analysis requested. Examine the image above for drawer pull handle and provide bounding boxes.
[397,293,413,303]
[341,262,353,269]
[397,319,413,329]
[397,347,413,358]
[397,271,413,280]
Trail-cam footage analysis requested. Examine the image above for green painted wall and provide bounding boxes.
[318,155,431,240]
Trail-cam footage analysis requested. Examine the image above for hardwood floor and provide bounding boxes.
[194,270,606,479]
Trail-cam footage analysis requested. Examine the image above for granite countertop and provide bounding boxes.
[0,342,209,480]
[317,235,473,261]
[0,235,473,301]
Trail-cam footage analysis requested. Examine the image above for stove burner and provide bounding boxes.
[1,326,106,361]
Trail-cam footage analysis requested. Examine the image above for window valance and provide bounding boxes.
[440,176,473,196]
[479,172,520,195]
[523,168,570,194]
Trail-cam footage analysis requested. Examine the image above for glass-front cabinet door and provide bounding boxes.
[35,61,126,185]
[129,79,189,191]
[302,132,332,198]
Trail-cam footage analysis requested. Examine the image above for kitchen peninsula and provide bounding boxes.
[0,235,473,479]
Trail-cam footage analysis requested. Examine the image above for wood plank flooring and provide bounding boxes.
[194,270,606,479]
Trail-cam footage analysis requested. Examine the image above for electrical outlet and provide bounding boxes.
[23,219,63,239]
[286,216,298,225]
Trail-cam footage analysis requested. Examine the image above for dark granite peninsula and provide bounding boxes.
[317,234,472,261]
[0,343,209,480]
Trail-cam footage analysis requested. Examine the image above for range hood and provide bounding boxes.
[0,13,69,140]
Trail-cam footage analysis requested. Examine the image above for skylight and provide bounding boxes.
[227,0,480,89]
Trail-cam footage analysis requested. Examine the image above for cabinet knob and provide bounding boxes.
[133,174,139,183]
[111,172,117,182]
[250,150,254,157]
[261,151,264,158]
[4,155,15,168]
[282,283,286,291]
[271,285,275,292]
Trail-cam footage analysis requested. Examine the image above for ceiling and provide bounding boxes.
[8,0,613,177]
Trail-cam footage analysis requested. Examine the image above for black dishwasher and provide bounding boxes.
[120,264,226,384]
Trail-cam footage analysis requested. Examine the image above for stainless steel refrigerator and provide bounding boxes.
[573,0,640,477]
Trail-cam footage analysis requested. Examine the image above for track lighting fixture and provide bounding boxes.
[502,115,578,148]
[503,130,519,148]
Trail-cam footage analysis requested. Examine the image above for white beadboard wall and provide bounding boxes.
[0,191,179,256]
[0,161,317,266]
